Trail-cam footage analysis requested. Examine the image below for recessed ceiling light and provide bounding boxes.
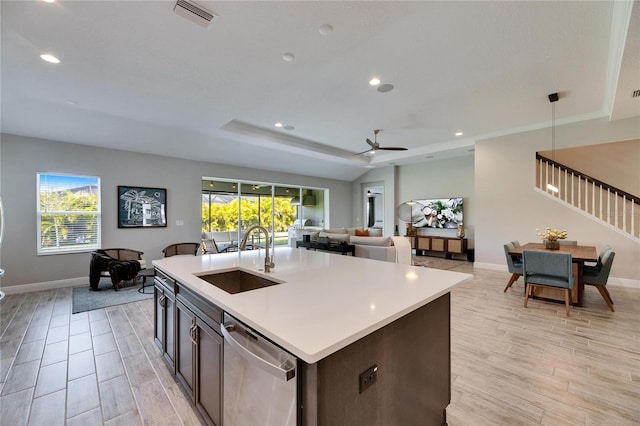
[425,155,435,159]
[369,78,381,86]
[377,84,394,93]
[274,123,283,128]
[455,132,463,136]
[42,0,55,3]
[318,24,333,35]
[364,164,375,169]
[40,54,60,64]
[284,125,295,131]
[282,52,295,62]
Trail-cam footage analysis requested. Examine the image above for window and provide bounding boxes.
[37,173,101,254]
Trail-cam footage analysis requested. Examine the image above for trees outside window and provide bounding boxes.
[37,173,101,254]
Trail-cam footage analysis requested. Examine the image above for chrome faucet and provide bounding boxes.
[240,225,275,272]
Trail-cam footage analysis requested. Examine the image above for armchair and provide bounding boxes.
[162,242,200,257]
[89,248,145,291]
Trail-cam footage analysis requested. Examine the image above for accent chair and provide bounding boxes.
[503,241,523,292]
[583,249,615,312]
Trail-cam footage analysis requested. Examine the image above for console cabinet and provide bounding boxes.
[411,236,468,258]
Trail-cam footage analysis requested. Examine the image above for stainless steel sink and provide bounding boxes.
[198,269,282,294]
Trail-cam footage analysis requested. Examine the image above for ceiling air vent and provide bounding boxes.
[173,0,216,28]
[632,89,640,98]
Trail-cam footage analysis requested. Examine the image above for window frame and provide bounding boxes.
[37,172,102,255]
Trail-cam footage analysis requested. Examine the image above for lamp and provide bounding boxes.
[547,92,559,193]
[396,200,424,236]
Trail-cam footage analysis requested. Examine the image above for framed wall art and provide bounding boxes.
[117,186,167,228]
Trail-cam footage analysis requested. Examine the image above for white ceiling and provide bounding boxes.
[2,1,639,181]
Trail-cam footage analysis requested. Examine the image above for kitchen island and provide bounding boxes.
[153,246,471,425]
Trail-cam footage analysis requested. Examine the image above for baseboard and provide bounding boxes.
[0,277,87,295]
[473,262,639,289]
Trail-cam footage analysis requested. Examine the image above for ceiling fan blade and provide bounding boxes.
[379,147,408,151]
[354,148,373,156]
[366,138,376,148]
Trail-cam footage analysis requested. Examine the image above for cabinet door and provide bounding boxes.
[154,285,176,370]
[431,238,445,252]
[164,293,175,368]
[417,237,430,250]
[154,286,165,351]
[176,301,196,398]
[195,319,223,426]
[448,239,464,254]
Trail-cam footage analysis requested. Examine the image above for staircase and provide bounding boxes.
[535,153,639,241]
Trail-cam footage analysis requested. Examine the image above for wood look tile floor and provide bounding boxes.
[0,263,638,425]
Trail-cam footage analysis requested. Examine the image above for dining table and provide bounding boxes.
[508,242,598,307]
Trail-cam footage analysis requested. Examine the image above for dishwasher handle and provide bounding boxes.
[221,321,296,382]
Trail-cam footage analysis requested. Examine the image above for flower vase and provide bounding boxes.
[545,240,560,250]
[456,224,465,239]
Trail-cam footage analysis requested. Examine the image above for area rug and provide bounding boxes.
[72,280,152,314]
[412,256,468,270]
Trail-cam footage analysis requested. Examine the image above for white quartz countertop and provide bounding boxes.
[153,247,472,364]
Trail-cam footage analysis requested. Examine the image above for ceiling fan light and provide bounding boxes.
[369,78,381,86]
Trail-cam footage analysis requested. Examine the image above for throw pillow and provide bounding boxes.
[368,228,383,237]
[318,232,350,243]
[323,227,347,234]
[355,229,370,236]
[350,236,391,246]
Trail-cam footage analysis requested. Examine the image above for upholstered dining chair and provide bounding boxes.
[523,251,574,316]
[583,249,616,312]
[584,245,612,273]
[162,242,200,257]
[503,241,523,292]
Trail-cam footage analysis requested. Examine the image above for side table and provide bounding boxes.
[138,268,155,294]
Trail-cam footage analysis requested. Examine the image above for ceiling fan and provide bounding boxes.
[355,129,408,156]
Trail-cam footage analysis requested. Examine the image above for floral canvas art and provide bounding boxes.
[411,198,463,229]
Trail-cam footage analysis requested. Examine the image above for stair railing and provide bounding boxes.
[536,153,639,239]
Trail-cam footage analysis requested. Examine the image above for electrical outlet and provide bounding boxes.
[359,364,378,393]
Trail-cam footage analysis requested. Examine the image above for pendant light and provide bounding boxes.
[546,92,559,193]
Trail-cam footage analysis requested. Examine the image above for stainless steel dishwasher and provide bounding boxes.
[221,313,297,426]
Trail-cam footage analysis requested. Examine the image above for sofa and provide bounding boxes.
[303,227,412,264]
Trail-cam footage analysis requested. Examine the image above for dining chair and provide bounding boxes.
[523,250,574,316]
[583,249,616,312]
[162,242,200,257]
[503,241,523,292]
[584,245,612,273]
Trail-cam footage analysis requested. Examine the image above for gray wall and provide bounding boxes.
[0,134,352,287]
[475,116,640,281]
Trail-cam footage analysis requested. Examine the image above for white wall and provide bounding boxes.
[475,116,640,282]
[351,166,396,236]
[397,156,475,244]
[0,134,352,287]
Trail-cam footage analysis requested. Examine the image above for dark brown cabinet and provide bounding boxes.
[411,236,468,258]
[154,271,175,370]
[175,291,223,426]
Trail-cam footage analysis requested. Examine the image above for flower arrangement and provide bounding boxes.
[536,227,568,241]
